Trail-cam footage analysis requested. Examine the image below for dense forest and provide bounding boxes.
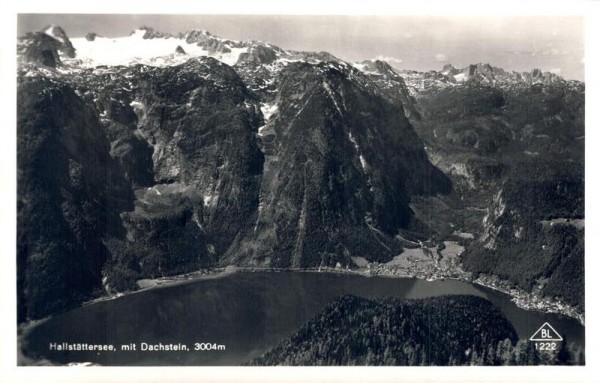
[462,159,584,308]
[250,295,584,366]
[463,223,584,308]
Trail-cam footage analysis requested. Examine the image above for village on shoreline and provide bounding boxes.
[126,239,584,326]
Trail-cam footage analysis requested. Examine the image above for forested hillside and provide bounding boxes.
[250,295,584,366]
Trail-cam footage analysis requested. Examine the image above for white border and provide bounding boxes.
[2,1,599,382]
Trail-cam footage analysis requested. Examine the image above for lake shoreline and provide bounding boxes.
[19,263,584,349]
[110,264,584,325]
[18,266,584,366]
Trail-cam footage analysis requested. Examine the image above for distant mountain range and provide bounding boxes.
[17,25,584,322]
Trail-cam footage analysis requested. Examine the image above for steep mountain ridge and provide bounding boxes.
[226,60,450,268]
[63,57,266,286]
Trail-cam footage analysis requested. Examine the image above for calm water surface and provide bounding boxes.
[22,271,584,365]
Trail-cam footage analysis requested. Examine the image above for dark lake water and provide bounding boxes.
[22,271,584,365]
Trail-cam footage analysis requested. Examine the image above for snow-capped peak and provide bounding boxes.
[68,27,252,68]
[41,24,77,59]
[43,24,67,42]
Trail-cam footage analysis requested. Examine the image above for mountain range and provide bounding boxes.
[17,25,584,322]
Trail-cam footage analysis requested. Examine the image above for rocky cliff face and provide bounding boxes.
[42,25,77,58]
[226,61,450,268]
[56,58,266,292]
[131,59,265,256]
[17,32,62,68]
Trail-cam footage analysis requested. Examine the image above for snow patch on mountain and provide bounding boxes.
[348,132,368,171]
[454,73,468,82]
[260,102,278,121]
[348,132,359,151]
[69,29,249,68]
[257,102,278,137]
[351,62,378,75]
[323,81,343,115]
[44,25,65,42]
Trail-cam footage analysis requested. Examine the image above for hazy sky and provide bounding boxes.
[18,14,584,80]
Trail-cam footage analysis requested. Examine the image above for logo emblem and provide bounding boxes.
[529,322,563,342]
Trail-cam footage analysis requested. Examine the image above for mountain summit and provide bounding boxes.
[42,24,76,58]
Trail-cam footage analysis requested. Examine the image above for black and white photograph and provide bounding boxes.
[3,1,600,381]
